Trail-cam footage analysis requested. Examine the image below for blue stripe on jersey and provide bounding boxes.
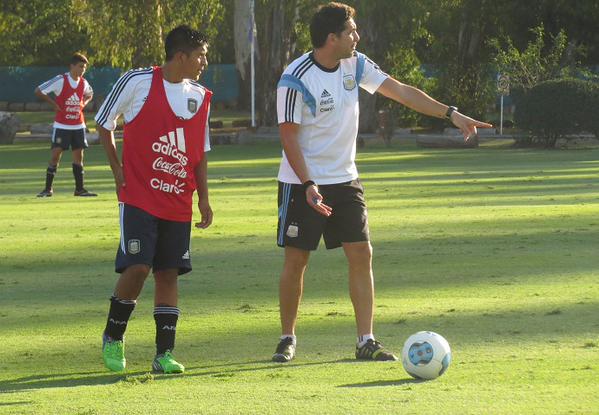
[95,68,153,127]
[38,75,62,91]
[278,183,292,246]
[278,74,316,117]
[355,52,366,85]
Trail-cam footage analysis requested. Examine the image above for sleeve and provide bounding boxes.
[94,70,138,131]
[358,54,389,94]
[83,79,93,98]
[277,86,303,125]
[204,104,211,152]
[38,75,63,96]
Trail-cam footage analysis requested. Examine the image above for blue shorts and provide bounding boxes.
[115,203,192,275]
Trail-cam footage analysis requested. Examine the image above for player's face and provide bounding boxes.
[183,44,209,80]
[335,18,360,59]
[70,62,87,78]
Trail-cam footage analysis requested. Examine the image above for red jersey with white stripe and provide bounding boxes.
[54,74,86,125]
[120,66,212,222]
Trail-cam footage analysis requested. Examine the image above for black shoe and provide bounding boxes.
[37,188,53,197]
[355,339,398,361]
[74,188,98,197]
[272,337,295,362]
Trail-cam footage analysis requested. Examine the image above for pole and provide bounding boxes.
[500,94,504,136]
[250,0,256,128]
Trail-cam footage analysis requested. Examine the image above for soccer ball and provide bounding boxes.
[401,331,452,380]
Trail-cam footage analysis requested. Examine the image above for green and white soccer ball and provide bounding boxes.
[402,331,452,380]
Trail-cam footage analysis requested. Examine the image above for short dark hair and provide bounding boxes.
[70,52,88,65]
[165,25,208,60]
[310,2,355,48]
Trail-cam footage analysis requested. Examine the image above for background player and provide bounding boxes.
[35,52,96,197]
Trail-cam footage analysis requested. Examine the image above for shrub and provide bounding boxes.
[514,79,599,148]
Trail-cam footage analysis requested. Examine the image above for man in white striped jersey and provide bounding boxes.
[273,2,492,363]
[35,52,96,197]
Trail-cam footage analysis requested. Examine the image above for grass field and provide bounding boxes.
[0,140,598,414]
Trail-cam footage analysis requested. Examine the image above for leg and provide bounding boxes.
[152,269,184,373]
[114,264,151,300]
[72,148,96,196]
[38,147,63,196]
[279,246,310,335]
[342,241,374,336]
[72,148,83,165]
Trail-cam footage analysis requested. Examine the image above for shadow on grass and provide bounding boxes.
[0,359,351,392]
[338,378,424,387]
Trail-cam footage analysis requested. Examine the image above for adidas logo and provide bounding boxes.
[182,250,190,260]
[65,93,80,106]
[159,127,186,153]
[321,89,331,98]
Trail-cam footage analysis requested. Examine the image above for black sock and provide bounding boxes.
[154,305,180,355]
[45,165,57,190]
[104,296,136,341]
[72,163,84,191]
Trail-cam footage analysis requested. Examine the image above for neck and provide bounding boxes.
[161,62,184,83]
[312,48,339,70]
[69,72,80,81]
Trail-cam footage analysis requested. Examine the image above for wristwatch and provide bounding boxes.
[302,180,316,191]
[445,106,457,119]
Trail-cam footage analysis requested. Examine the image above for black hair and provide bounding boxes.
[165,25,208,60]
[310,2,355,48]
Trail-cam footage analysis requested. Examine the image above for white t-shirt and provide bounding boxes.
[94,68,211,152]
[276,51,388,184]
[39,73,93,130]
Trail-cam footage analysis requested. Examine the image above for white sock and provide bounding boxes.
[281,334,296,346]
[357,334,375,347]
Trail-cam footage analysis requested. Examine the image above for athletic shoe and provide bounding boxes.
[102,333,126,372]
[37,188,53,197]
[152,351,185,374]
[355,339,398,361]
[74,188,98,197]
[272,337,296,362]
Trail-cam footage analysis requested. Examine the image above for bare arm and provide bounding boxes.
[376,77,492,140]
[98,124,125,197]
[194,156,213,229]
[279,122,331,217]
[34,87,61,112]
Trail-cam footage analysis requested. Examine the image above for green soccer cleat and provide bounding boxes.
[102,333,126,372]
[152,351,185,374]
[272,337,296,363]
[355,339,398,361]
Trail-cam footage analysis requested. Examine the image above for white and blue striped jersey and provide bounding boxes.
[276,51,388,184]
[95,68,211,152]
[38,73,93,130]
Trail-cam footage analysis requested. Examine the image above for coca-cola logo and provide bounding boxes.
[152,157,188,178]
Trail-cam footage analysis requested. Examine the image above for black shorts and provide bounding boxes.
[115,203,192,275]
[277,179,370,251]
[51,128,88,150]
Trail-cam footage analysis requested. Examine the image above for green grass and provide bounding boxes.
[0,140,598,414]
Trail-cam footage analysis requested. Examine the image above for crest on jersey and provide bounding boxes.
[187,98,198,113]
[128,239,141,255]
[343,74,356,91]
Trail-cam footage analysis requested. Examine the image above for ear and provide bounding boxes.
[326,32,338,46]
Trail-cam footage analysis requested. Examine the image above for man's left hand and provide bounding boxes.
[195,198,213,229]
[451,112,493,141]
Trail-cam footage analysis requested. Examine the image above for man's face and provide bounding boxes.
[182,44,208,80]
[70,62,87,78]
[334,18,360,59]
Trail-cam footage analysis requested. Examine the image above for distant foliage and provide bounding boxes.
[514,79,599,148]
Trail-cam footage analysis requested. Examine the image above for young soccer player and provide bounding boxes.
[273,2,492,362]
[35,52,96,197]
[96,25,213,373]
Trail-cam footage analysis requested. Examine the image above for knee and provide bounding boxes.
[347,243,373,265]
[124,264,151,280]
